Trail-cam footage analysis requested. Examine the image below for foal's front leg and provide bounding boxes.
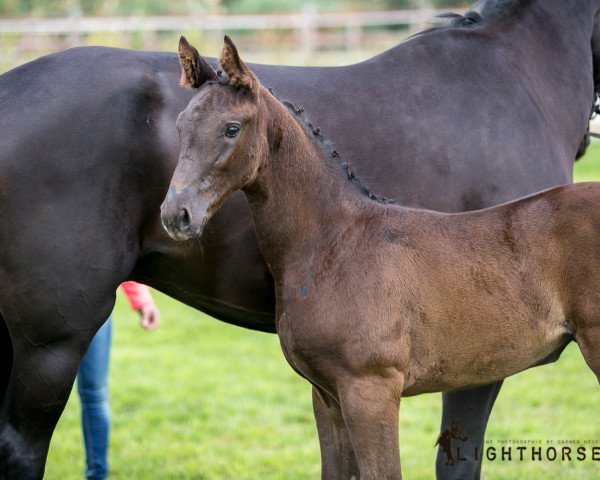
[312,386,360,479]
[338,374,405,480]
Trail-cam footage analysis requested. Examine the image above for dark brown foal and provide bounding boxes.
[161,37,600,479]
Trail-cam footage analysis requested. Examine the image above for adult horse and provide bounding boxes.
[0,0,598,478]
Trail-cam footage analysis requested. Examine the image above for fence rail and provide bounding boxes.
[0,9,466,73]
[0,9,453,35]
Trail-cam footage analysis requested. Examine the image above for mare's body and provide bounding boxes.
[161,37,600,480]
[1,1,599,477]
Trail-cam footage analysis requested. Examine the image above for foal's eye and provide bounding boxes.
[225,124,240,137]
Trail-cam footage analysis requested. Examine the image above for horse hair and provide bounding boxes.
[412,0,527,38]
[265,88,394,205]
[412,0,594,158]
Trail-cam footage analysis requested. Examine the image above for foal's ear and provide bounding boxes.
[219,35,259,95]
[178,36,217,89]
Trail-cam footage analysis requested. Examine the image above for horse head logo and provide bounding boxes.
[434,418,469,466]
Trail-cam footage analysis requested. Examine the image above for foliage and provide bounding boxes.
[429,0,466,7]
[0,0,69,16]
[0,0,214,16]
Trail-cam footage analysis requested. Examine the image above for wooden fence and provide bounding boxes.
[0,9,461,72]
[0,9,450,36]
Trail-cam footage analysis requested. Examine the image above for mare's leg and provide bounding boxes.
[0,337,90,478]
[0,314,12,409]
[312,386,359,480]
[0,272,119,479]
[338,374,404,480]
[436,382,502,480]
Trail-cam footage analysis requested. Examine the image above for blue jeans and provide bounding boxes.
[77,317,112,480]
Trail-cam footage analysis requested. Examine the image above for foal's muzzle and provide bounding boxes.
[160,186,210,241]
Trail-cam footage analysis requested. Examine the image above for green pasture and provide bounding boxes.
[44,144,600,479]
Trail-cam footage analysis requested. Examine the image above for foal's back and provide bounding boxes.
[334,183,600,395]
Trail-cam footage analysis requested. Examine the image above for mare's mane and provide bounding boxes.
[414,0,592,159]
[413,0,526,38]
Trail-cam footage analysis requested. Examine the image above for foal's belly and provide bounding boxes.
[401,302,573,396]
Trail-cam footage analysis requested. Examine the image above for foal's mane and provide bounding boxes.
[266,88,393,205]
[413,0,526,37]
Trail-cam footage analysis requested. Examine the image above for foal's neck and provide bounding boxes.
[242,90,373,279]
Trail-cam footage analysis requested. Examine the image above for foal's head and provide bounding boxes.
[161,36,267,241]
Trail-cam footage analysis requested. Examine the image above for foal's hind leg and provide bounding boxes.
[337,374,404,480]
[570,285,600,383]
[312,386,359,479]
[575,323,600,383]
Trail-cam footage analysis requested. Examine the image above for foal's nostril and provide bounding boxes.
[179,208,191,230]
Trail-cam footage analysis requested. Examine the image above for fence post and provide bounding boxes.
[300,5,317,58]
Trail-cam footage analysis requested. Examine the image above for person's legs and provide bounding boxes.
[77,317,112,480]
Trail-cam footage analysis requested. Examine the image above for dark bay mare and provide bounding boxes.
[161,36,600,480]
[1,0,600,477]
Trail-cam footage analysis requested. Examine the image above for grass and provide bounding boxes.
[43,147,600,479]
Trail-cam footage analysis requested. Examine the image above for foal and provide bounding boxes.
[161,37,600,479]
